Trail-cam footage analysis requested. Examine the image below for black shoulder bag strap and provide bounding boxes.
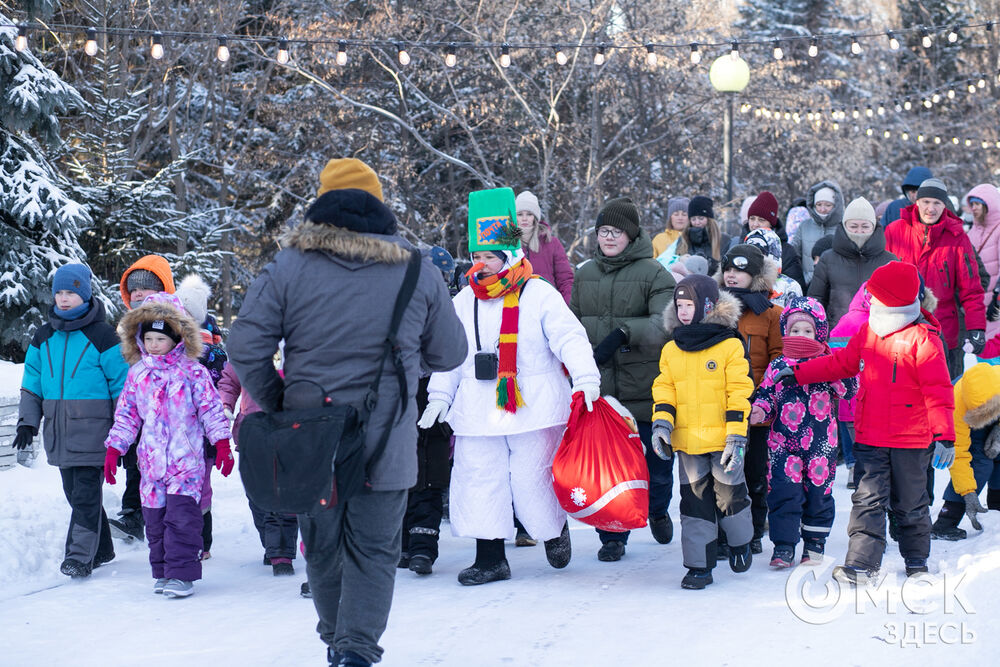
[361,249,423,485]
[473,279,529,352]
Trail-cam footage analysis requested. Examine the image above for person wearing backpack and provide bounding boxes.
[227,158,466,667]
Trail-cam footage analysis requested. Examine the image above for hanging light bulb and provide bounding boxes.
[883,130,891,139]
[894,100,903,112]
[901,132,909,141]
[903,100,913,110]
[499,43,511,68]
[921,29,932,48]
[689,43,701,64]
[877,103,885,115]
[397,44,410,66]
[593,43,606,66]
[965,138,973,146]
[887,31,900,50]
[84,28,98,56]
[917,134,925,142]
[150,32,164,60]
[793,112,801,123]
[276,38,290,65]
[216,36,230,63]
[996,141,1000,148]
[554,46,568,66]
[832,121,840,130]
[645,44,657,67]
[934,136,941,144]
[784,110,791,120]
[968,81,977,93]
[807,111,815,121]
[932,93,941,104]
[983,140,990,149]
[865,128,873,136]
[922,98,932,108]
[852,107,860,119]
[948,27,959,43]
[952,137,960,144]
[977,77,986,88]
[730,41,739,60]
[444,43,456,68]
[772,40,783,60]
[336,40,348,66]
[808,38,818,58]
[850,35,862,55]
[948,88,956,99]
[15,24,28,52]
[754,108,762,118]
[865,105,874,117]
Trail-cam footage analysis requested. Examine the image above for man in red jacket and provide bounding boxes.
[776,262,954,585]
[885,178,986,378]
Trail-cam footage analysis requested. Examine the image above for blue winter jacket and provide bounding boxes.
[880,166,933,227]
[18,299,128,467]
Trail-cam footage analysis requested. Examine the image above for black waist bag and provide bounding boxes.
[238,249,421,515]
[239,403,366,514]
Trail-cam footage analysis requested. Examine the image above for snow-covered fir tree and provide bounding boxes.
[0,13,93,361]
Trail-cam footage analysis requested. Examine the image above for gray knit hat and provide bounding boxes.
[916,178,948,204]
[667,197,690,220]
[126,269,165,294]
[597,197,640,241]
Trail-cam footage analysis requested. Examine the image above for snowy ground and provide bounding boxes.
[2,363,999,665]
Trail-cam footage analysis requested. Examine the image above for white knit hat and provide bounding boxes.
[515,191,542,220]
[842,197,876,225]
[814,187,836,204]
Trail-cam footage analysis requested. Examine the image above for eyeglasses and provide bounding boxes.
[596,227,624,238]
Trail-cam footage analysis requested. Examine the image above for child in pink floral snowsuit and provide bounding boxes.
[103,293,232,598]
[749,296,857,568]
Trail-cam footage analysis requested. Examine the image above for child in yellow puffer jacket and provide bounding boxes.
[931,362,1000,540]
[650,274,755,590]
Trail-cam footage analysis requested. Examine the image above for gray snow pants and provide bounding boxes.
[676,450,753,569]
[298,488,407,664]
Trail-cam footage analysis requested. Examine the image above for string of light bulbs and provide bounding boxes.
[5,17,1000,68]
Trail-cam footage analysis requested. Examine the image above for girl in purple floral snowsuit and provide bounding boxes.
[749,296,857,568]
[103,293,232,598]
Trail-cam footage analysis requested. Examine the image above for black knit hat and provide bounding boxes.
[722,244,765,278]
[915,177,948,204]
[811,234,834,260]
[596,197,640,241]
[140,318,182,344]
[688,195,715,219]
[675,274,721,325]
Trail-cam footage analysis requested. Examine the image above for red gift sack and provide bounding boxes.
[552,393,649,531]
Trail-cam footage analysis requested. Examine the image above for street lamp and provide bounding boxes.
[710,52,750,206]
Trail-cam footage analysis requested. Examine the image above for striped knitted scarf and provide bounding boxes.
[469,259,535,413]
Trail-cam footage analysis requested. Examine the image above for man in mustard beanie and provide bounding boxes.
[317,158,384,201]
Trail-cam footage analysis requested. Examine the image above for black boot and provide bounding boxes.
[201,510,213,554]
[458,539,511,585]
[649,514,673,544]
[987,487,1000,511]
[108,509,145,542]
[729,542,753,573]
[544,522,572,569]
[931,500,967,540]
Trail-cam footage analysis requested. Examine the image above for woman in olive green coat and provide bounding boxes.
[570,197,677,562]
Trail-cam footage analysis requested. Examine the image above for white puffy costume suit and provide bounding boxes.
[428,276,600,541]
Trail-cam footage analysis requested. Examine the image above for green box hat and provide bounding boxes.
[468,187,521,253]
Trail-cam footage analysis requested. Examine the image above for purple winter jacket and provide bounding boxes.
[524,221,574,303]
[105,294,231,508]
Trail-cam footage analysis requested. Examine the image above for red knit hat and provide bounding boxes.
[747,191,779,228]
[867,261,920,307]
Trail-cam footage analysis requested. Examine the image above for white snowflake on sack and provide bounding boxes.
[570,487,588,507]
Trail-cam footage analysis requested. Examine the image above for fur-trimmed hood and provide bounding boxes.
[662,291,742,335]
[714,256,780,293]
[961,363,1000,429]
[279,221,411,264]
[118,293,203,364]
